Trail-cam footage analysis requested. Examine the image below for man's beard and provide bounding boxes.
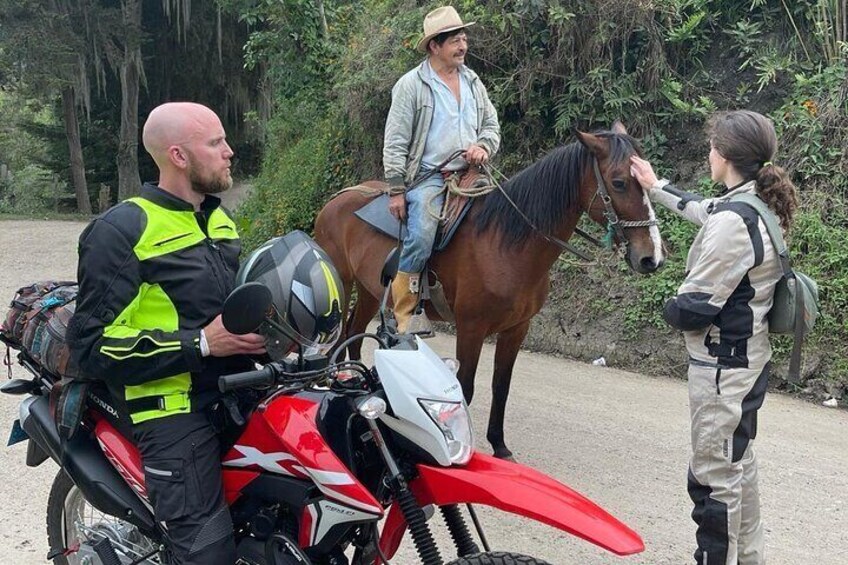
[189,166,232,195]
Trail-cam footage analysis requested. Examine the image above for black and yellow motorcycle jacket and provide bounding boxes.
[67,183,253,424]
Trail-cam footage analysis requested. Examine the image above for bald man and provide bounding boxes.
[67,102,264,564]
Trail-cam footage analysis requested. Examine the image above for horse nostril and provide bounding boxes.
[640,257,657,271]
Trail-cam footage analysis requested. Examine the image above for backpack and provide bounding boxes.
[731,193,820,383]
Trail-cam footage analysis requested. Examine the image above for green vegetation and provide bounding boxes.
[0,0,264,213]
[0,92,60,213]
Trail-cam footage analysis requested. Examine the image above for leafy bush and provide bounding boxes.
[773,60,848,198]
[0,164,65,214]
[236,96,332,251]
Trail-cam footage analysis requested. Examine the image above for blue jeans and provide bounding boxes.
[399,173,445,273]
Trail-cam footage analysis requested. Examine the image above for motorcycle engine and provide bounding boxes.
[235,533,314,565]
[234,537,266,565]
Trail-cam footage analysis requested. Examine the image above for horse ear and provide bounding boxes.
[611,121,628,135]
[576,130,608,157]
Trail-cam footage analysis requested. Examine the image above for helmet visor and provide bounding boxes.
[262,300,342,360]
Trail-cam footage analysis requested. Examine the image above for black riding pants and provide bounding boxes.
[133,412,236,565]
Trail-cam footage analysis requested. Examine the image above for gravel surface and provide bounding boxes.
[1,219,846,564]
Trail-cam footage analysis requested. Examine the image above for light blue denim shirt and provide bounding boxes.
[420,60,478,172]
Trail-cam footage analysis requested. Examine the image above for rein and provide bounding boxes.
[481,163,595,261]
[403,151,593,259]
[481,157,658,260]
[393,149,659,262]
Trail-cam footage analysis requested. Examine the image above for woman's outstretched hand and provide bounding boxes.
[630,155,660,190]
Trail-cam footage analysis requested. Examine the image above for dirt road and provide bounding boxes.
[0,219,846,564]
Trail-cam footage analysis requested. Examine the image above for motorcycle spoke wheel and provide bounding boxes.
[46,470,162,565]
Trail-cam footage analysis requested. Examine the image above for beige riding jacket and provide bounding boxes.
[651,180,783,370]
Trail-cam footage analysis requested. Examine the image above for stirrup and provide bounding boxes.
[406,310,435,338]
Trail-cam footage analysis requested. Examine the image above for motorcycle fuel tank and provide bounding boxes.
[222,395,383,516]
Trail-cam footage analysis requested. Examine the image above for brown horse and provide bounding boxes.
[314,124,664,459]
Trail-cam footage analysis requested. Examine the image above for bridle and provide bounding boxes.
[484,156,659,260]
[584,158,659,251]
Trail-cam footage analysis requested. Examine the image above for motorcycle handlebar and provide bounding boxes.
[218,365,276,392]
[218,353,374,393]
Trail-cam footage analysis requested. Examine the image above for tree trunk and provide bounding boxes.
[61,87,92,214]
[117,0,142,201]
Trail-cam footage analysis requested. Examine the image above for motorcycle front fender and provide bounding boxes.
[378,452,644,560]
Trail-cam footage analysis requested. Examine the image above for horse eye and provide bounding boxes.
[611,179,627,192]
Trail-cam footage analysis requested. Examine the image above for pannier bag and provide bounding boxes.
[1,281,78,377]
[730,193,820,383]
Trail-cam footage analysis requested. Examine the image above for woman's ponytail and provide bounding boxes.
[756,162,798,231]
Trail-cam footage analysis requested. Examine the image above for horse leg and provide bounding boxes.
[487,320,531,461]
[345,284,380,361]
[455,324,487,406]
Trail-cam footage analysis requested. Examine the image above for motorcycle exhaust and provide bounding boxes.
[20,395,158,536]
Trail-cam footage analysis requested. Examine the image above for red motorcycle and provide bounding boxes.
[3,279,643,565]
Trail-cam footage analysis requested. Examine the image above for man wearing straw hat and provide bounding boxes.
[384,5,501,335]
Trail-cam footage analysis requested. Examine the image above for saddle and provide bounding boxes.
[353,169,485,252]
[351,170,487,325]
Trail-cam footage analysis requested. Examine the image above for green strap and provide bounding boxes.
[730,192,805,384]
[730,193,792,276]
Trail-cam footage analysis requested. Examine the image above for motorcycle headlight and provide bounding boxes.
[418,399,473,465]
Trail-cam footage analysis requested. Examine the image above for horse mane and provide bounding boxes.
[473,131,641,247]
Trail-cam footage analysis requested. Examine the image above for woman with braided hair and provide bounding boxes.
[630,110,798,565]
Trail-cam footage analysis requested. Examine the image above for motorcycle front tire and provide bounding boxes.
[446,552,553,565]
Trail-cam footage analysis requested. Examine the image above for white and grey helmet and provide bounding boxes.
[236,231,344,360]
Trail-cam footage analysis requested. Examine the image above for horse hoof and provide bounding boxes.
[494,449,515,462]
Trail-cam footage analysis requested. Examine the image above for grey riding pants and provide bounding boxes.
[687,360,770,565]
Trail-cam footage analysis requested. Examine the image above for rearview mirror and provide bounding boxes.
[222,282,273,335]
[380,247,400,287]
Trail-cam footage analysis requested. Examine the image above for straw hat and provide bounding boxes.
[416,6,475,53]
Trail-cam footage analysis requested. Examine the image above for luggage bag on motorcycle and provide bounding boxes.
[2,281,88,439]
[2,281,73,346]
[1,281,78,377]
